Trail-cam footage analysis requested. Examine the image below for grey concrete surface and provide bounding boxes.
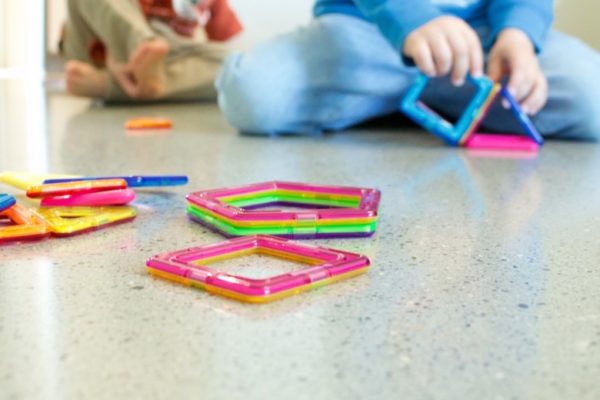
[1,78,600,400]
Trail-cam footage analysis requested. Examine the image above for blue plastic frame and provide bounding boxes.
[43,175,189,187]
[0,194,16,212]
[499,87,544,145]
[400,74,495,146]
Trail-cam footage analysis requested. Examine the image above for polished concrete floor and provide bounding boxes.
[1,77,600,400]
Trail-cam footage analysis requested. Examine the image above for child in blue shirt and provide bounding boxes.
[216,0,600,140]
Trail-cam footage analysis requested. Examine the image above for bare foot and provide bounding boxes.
[128,38,169,99]
[107,57,140,98]
[65,61,109,98]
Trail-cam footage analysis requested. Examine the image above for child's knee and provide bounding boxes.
[559,75,600,140]
[216,53,295,135]
[539,33,600,140]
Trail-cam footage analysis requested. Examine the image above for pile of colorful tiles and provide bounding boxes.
[185,181,382,239]
[400,73,544,152]
[145,181,382,303]
[0,172,186,243]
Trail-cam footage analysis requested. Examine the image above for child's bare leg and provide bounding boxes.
[65,0,155,62]
[65,61,109,98]
[63,0,162,99]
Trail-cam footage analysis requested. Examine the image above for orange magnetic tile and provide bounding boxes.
[125,117,172,130]
[26,179,127,199]
[0,204,49,243]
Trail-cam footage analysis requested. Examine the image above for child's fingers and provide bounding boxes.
[447,30,469,85]
[507,64,534,102]
[428,34,453,76]
[520,74,548,115]
[487,53,503,83]
[410,39,436,77]
[463,28,483,77]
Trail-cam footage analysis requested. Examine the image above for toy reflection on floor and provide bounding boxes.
[400,74,543,153]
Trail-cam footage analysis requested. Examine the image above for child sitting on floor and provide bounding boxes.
[216,0,600,140]
[62,0,242,101]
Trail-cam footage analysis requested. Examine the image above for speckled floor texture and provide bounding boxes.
[1,78,599,400]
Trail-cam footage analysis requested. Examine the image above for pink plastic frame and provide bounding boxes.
[40,189,136,207]
[465,133,539,152]
[146,235,370,302]
[186,181,381,222]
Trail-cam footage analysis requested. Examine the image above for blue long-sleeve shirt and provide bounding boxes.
[313,0,554,52]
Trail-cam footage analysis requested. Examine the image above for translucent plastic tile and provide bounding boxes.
[125,117,172,130]
[40,189,136,207]
[400,73,544,150]
[187,204,377,239]
[186,181,381,223]
[465,86,544,150]
[400,74,495,145]
[146,235,371,303]
[26,179,128,199]
[0,194,16,212]
[36,206,137,236]
[0,204,49,243]
[43,175,188,188]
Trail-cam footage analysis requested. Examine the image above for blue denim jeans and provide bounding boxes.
[216,15,600,140]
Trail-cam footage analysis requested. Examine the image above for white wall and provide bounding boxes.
[229,0,311,45]
[0,0,45,73]
[555,0,600,49]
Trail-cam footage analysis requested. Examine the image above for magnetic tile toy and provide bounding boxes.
[36,206,137,236]
[26,179,128,199]
[218,191,361,209]
[187,205,378,239]
[146,235,371,303]
[498,86,543,144]
[0,194,16,212]
[187,202,377,227]
[40,189,136,207]
[458,83,502,145]
[0,172,80,191]
[464,134,540,152]
[0,204,49,243]
[43,175,188,187]
[186,182,381,239]
[465,86,543,151]
[125,117,172,130]
[187,182,381,223]
[400,73,544,150]
[400,74,495,145]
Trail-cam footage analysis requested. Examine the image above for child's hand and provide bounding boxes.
[488,28,548,115]
[403,16,484,86]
